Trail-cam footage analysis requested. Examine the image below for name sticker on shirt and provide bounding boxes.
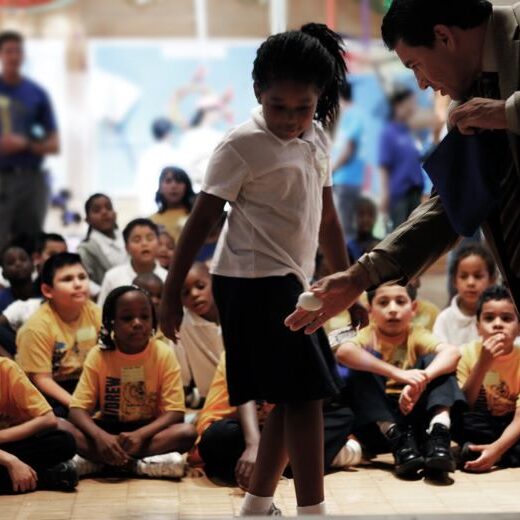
[120,365,147,421]
[76,326,97,343]
[484,371,501,386]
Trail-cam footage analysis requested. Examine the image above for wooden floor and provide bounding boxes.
[3,454,520,519]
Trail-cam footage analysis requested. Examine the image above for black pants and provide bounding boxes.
[0,429,76,492]
[345,355,465,454]
[0,324,16,357]
[452,410,520,467]
[198,403,355,484]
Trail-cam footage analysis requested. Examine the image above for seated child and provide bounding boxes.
[0,357,77,493]
[157,231,175,271]
[346,196,379,264]
[336,283,464,477]
[77,193,127,288]
[16,253,101,417]
[32,233,68,293]
[66,286,196,479]
[434,244,496,346]
[0,246,37,313]
[196,353,358,489]
[178,262,223,400]
[97,218,167,307]
[455,285,520,472]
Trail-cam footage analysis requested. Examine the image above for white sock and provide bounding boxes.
[239,492,274,516]
[297,501,326,516]
[427,409,451,434]
[72,454,103,477]
[377,420,395,436]
[331,439,363,468]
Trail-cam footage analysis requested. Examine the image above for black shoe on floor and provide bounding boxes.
[387,424,424,477]
[423,424,456,472]
[458,441,480,470]
[39,460,78,491]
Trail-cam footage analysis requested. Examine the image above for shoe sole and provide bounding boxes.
[425,456,456,473]
[395,456,424,477]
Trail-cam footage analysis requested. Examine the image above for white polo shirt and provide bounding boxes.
[202,106,331,288]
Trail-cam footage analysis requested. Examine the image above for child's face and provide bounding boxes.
[126,226,159,265]
[157,232,175,269]
[477,299,520,349]
[357,204,376,235]
[135,279,163,318]
[42,264,89,309]
[455,254,492,309]
[114,291,153,354]
[370,286,416,337]
[2,247,33,282]
[35,240,67,272]
[159,172,187,207]
[87,196,116,234]
[255,80,319,140]
[182,266,214,317]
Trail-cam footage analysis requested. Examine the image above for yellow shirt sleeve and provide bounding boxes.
[457,343,473,388]
[70,348,101,414]
[158,345,185,414]
[3,359,51,420]
[16,326,53,374]
[348,325,373,349]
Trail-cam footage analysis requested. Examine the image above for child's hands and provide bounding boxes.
[159,294,183,343]
[480,333,508,365]
[394,368,429,394]
[95,431,129,466]
[6,456,37,493]
[234,444,258,491]
[464,443,501,472]
[118,431,145,457]
[399,384,423,415]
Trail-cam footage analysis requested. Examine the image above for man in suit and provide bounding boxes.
[286,0,520,330]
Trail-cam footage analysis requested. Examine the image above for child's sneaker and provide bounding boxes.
[39,460,78,491]
[423,424,456,472]
[332,438,363,468]
[72,455,104,477]
[386,424,424,477]
[135,452,186,478]
[268,504,282,516]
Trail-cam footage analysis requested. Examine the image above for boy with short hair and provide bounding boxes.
[97,218,167,307]
[336,283,463,477]
[456,285,520,472]
[16,253,101,417]
[0,357,77,492]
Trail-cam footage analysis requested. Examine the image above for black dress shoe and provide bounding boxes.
[39,460,78,491]
[423,423,456,472]
[386,424,424,476]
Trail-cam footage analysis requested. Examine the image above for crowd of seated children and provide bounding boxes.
[434,243,496,346]
[97,218,167,307]
[16,253,101,417]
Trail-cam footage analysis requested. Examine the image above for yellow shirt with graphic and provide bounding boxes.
[70,339,185,422]
[0,358,51,429]
[457,340,520,416]
[16,301,101,382]
[349,323,441,394]
[414,299,440,331]
[151,208,189,243]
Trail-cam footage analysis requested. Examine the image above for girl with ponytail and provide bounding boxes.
[160,24,352,515]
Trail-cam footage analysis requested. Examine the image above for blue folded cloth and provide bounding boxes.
[423,128,502,237]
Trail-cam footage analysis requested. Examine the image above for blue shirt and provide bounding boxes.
[0,77,57,170]
[0,288,14,313]
[332,105,365,187]
[378,121,424,201]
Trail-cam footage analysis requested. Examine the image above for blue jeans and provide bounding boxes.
[333,184,361,239]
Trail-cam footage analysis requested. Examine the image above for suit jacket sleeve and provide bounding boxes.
[357,192,460,287]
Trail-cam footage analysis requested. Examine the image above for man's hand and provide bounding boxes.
[464,443,501,472]
[0,134,28,155]
[449,98,507,135]
[159,294,183,343]
[285,265,370,334]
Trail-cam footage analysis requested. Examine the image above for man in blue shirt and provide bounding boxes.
[0,31,59,252]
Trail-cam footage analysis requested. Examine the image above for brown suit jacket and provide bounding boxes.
[358,4,520,306]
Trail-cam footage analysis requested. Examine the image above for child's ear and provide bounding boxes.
[41,283,54,300]
[411,300,418,315]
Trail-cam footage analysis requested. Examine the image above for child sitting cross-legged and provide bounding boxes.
[455,285,520,472]
[66,286,197,479]
[336,283,464,477]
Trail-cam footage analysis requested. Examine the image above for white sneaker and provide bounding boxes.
[72,455,104,477]
[331,438,363,469]
[135,452,186,478]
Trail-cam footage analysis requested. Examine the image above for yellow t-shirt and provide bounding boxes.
[0,358,51,429]
[151,208,189,243]
[16,301,101,382]
[413,299,440,331]
[457,340,520,416]
[70,339,185,422]
[349,323,441,393]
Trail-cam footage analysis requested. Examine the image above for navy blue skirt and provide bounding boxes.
[212,274,343,406]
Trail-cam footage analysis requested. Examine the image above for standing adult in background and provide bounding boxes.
[285,0,520,332]
[379,87,424,231]
[331,81,366,240]
[0,31,59,253]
